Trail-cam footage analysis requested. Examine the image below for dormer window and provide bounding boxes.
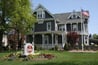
[69,14,80,19]
[68,12,80,19]
[37,10,45,19]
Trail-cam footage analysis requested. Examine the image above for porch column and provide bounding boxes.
[83,23,85,33]
[71,23,72,31]
[81,35,84,51]
[42,34,45,48]
[87,35,89,45]
[62,33,65,48]
[52,33,54,47]
[65,34,67,44]
[55,35,58,45]
[77,23,78,31]
[32,34,34,42]
[84,35,85,45]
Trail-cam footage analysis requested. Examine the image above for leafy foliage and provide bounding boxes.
[67,32,79,48]
[5,0,36,34]
[0,0,36,50]
[93,34,98,39]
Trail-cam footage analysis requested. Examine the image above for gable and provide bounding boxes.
[34,4,54,19]
[68,12,80,19]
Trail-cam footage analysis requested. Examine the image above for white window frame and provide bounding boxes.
[44,35,49,44]
[58,24,65,31]
[68,13,80,19]
[72,24,77,31]
[47,22,51,31]
[37,9,45,19]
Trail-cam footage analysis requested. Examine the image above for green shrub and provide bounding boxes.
[54,45,59,51]
[64,43,69,50]
[34,45,43,51]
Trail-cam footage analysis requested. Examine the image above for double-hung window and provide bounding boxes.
[37,10,45,19]
[58,24,65,31]
[72,24,77,31]
[47,22,51,31]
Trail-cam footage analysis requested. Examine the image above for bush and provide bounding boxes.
[34,45,37,50]
[64,43,69,51]
[54,45,59,51]
[34,45,43,51]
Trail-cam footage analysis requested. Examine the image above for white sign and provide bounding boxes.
[23,43,34,55]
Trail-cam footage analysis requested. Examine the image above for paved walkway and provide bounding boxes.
[69,50,97,53]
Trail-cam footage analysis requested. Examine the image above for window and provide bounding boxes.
[37,10,45,19]
[72,24,77,31]
[58,24,65,31]
[47,22,51,31]
[78,23,81,31]
[44,35,49,44]
[69,14,80,19]
[66,24,71,31]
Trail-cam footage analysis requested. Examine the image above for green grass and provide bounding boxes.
[0,50,98,65]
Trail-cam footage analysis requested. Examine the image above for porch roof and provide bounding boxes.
[32,31,66,35]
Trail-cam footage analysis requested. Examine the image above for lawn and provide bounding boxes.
[0,50,98,65]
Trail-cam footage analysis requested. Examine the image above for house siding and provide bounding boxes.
[34,20,55,32]
[45,11,53,18]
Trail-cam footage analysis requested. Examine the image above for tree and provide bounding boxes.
[67,32,79,49]
[93,34,98,39]
[0,0,35,50]
[0,0,8,51]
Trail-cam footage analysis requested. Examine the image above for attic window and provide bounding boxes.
[69,17,72,19]
[77,16,80,19]
[37,10,45,19]
[72,14,77,19]
[69,14,80,19]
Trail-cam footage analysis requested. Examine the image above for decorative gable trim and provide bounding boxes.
[68,11,80,19]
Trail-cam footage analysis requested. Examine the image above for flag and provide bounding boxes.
[81,9,89,17]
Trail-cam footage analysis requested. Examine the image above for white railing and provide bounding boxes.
[35,43,63,49]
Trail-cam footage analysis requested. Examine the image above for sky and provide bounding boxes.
[32,0,98,34]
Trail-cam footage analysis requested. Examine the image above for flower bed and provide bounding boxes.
[0,52,55,61]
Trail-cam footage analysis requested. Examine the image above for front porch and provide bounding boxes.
[33,31,67,49]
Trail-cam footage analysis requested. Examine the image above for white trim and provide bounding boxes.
[62,33,65,48]
[47,22,51,31]
[55,20,58,31]
[34,4,54,18]
[52,33,54,47]
[68,12,80,19]
[58,24,65,31]
[37,9,45,19]
[42,34,45,48]
[81,10,84,51]
[38,20,44,24]
[44,35,49,45]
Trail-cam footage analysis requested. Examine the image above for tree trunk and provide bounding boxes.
[0,30,4,52]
